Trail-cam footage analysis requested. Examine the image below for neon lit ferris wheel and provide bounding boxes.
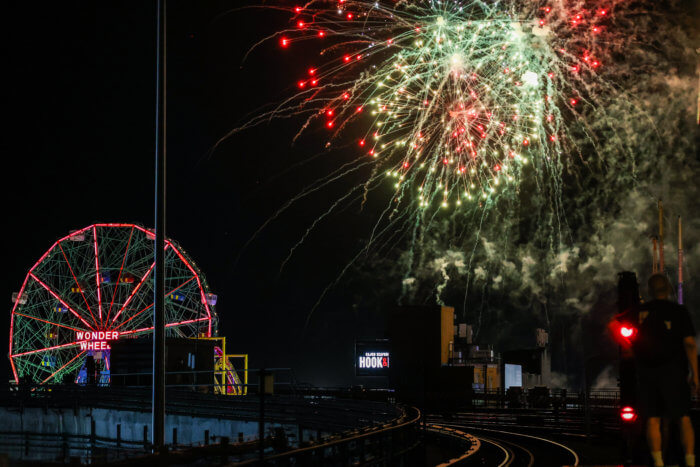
[9,223,218,385]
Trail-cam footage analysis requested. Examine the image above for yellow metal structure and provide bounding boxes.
[440,306,455,365]
[228,354,249,396]
[198,337,248,396]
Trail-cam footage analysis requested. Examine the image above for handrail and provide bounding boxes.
[427,424,481,466]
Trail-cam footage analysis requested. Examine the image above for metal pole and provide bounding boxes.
[659,200,664,273]
[152,0,166,453]
[678,216,683,304]
[259,368,266,463]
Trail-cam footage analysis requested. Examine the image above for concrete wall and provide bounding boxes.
[0,406,296,461]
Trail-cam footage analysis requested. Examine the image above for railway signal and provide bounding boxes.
[620,406,638,423]
[616,271,641,466]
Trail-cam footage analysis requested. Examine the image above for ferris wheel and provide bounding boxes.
[9,223,218,385]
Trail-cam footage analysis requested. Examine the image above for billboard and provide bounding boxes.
[355,339,391,376]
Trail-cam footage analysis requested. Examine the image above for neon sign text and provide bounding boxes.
[358,351,389,369]
[76,331,120,350]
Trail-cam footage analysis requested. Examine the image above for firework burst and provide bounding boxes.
[239,0,614,210]
[227,0,698,336]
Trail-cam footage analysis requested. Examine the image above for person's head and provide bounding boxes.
[648,273,671,300]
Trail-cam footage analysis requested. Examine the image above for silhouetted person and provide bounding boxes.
[634,274,698,467]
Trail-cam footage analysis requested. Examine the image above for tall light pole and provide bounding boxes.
[153,0,167,452]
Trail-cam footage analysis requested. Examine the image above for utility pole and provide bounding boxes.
[259,368,266,463]
[153,0,167,453]
[678,216,683,304]
[658,200,664,273]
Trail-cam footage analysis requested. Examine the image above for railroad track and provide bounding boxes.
[433,409,619,436]
[429,419,580,466]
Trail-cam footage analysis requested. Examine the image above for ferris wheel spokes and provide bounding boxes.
[40,350,86,384]
[114,276,197,332]
[92,225,104,328]
[27,273,95,330]
[56,241,100,329]
[109,261,156,327]
[106,226,135,323]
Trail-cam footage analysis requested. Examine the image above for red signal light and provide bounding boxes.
[620,325,636,339]
[620,406,637,422]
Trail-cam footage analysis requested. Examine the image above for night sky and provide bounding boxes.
[5,2,388,387]
[5,2,699,389]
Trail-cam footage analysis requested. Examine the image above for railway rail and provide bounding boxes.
[433,408,620,437]
[429,417,580,466]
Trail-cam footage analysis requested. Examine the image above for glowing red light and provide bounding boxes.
[571,65,580,73]
[356,106,363,112]
[494,164,501,171]
[369,149,375,155]
[297,21,305,28]
[403,162,409,168]
[544,6,551,13]
[387,39,393,45]
[539,19,545,26]
[621,406,637,422]
[548,72,554,78]
[570,98,578,106]
[326,109,334,117]
[311,79,318,86]
[356,54,362,60]
[342,93,350,100]
[443,158,449,165]
[620,326,635,338]
[298,80,306,88]
[522,139,529,146]
[308,68,316,75]
[281,38,289,47]
[592,27,600,33]
[347,13,353,20]
[550,134,556,141]
[344,55,351,62]
[294,6,302,13]
[318,30,325,37]
[592,60,600,68]
[359,139,365,146]
[326,121,334,128]
[599,9,607,16]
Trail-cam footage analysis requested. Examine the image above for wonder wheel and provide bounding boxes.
[9,223,217,385]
